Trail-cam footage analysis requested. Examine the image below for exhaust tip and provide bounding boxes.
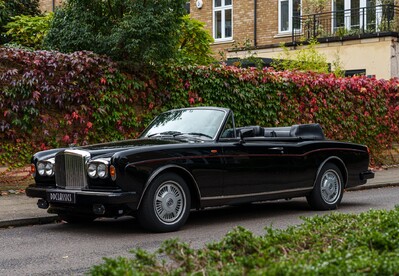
[37,199,49,209]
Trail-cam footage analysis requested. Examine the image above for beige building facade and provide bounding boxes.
[190,0,399,79]
[39,0,63,12]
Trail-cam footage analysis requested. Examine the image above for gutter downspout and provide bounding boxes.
[254,0,257,47]
[52,0,55,11]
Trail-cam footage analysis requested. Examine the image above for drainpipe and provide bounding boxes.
[52,0,55,11]
[254,0,257,48]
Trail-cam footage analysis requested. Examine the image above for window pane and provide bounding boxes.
[280,1,289,31]
[334,0,345,28]
[225,0,232,5]
[351,0,360,28]
[334,0,344,11]
[215,10,222,38]
[366,0,376,30]
[215,0,221,7]
[225,9,232,37]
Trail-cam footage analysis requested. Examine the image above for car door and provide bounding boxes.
[221,140,313,197]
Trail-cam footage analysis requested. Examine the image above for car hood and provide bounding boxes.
[33,138,184,162]
[74,138,182,158]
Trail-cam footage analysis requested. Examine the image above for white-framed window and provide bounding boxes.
[332,0,393,32]
[278,0,301,33]
[213,0,233,41]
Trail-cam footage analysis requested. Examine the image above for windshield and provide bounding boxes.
[140,109,227,140]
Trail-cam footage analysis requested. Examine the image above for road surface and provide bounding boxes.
[1,186,398,275]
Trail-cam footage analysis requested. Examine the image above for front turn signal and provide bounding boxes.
[30,164,36,177]
[110,165,116,181]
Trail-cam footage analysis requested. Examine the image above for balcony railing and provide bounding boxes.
[292,4,399,44]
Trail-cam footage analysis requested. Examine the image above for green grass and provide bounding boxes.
[90,207,399,275]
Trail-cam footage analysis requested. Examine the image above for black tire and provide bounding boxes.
[307,163,344,210]
[138,173,191,232]
[58,214,95,224]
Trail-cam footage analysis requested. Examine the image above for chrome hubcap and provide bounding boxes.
[154,181,185,224]
[320,169,341,204]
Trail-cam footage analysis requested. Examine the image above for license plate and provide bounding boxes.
[47,191,76,203]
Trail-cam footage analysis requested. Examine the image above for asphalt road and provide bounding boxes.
[1,186,398,275]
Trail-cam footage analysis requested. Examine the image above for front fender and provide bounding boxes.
[136,164,201,209]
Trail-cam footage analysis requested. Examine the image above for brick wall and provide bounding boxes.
[39,0,63,12]
[191,0,399,56]
[190,0,291,57]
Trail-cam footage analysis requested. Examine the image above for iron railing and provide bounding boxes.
[292,4,399,44]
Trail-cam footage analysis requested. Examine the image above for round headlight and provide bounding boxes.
[97,163,108,178]
[88,163,98,178]
[37,162,46,176]
[45,162,54,176]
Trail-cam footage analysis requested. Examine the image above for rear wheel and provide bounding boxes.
[307,163,344,210]
[138,173,191,232]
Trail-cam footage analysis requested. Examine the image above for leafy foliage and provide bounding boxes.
[2,48,399,166]
[2,0,40,17]
[0,1,7,26]
[90,207,399,275]
[0,0,40,44]
[43,0,187,70]
[272,39,330,74]
[0,47,142,166]
[229,39,266,69]
[175,15,215,66]
[4,13,53,49]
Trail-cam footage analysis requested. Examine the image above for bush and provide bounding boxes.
[2,48,399,166]
[4,13,53,49]
[154,65,399,164]
[175,15,215,66]
[90,207,399,275]
[272,39,330,74]
[0,0,40,44]
[43,0,187,70]
[0,47,146,166]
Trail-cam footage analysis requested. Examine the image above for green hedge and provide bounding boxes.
[155,65,399,164]
[90,207,399,275]
[1,47,399,166]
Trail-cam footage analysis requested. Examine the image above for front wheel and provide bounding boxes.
[307,163,344,210]
[138,173,191,232]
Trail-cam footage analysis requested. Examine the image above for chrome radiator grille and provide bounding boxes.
[55,150,90,189]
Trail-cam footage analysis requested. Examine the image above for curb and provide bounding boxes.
[0,215,59,228]
[346,182,399,191]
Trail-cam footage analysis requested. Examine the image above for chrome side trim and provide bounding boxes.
[201,187,313,201]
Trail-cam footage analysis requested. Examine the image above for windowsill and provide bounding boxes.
[274,31,302,38]
[212,39,234,45]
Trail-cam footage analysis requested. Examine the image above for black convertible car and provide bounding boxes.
[26,107,374,232]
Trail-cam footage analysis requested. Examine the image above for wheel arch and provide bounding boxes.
[137,165,201,210]
[314,156,348,188]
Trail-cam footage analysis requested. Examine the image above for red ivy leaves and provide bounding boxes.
[2,47,399,165]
